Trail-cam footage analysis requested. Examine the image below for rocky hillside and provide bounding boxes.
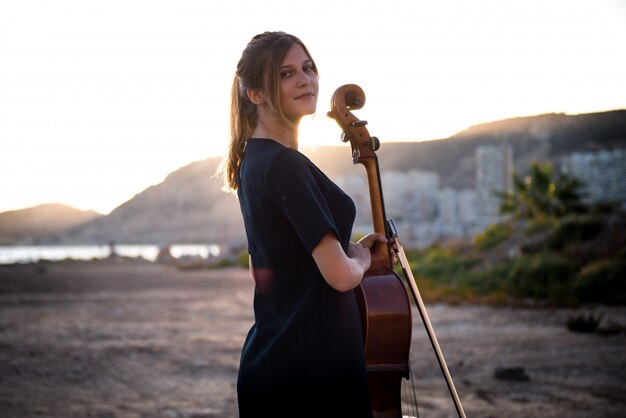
[0,204,101,245]
[51,159,244,247]
[361,110,626,190]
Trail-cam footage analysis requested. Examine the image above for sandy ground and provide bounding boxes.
[0,259,625,418]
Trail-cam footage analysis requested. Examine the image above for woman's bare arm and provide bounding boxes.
[312,231,387,292]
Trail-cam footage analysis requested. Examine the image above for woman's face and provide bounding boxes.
[278,43,319,122]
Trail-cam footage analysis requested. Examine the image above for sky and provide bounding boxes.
[1,0,625,215]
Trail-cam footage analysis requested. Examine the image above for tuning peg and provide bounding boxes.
[351,120,368,128]
[340,132,349,143]
[370,136,380,151]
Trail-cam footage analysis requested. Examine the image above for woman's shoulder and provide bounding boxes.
[268,144,317,174]
[246,138,305,163]
[245,138,326,185]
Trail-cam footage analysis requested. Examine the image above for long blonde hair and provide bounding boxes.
[219,31,318,192]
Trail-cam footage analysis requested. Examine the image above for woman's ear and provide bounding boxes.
[247,88,265,105]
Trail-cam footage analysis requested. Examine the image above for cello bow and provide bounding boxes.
[389,220,468,418]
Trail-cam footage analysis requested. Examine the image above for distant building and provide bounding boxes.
[339,153,514,247]
[560,149,626,205]
[476,144,513,220]
[382,170,439,223]
[335,174,370,232]
[337,144,625,249]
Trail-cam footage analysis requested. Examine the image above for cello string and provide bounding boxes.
[401,368,421,418]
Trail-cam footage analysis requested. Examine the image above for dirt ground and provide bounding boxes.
[0,259,625,418]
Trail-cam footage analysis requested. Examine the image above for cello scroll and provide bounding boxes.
[327,84,380,164]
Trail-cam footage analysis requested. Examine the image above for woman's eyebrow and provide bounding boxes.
[281,59,312,69]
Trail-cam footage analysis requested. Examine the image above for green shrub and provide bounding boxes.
[506,253,576,301]
[523,217,557,236]
[462,263,511,294]
[207,250,250,270]
[408,246,477,286]
[474,223,512,252]
[237,250,250,268]
[547,215,605,251]
[574,258,626,304]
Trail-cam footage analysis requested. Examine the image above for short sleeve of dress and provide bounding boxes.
[266,148,338,254]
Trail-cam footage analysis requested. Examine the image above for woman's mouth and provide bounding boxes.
[295,92,315,100]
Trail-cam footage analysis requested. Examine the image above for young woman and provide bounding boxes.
[221,31,386,417]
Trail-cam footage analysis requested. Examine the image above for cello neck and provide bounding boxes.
[360,157,392,270]
[326,84,393,271]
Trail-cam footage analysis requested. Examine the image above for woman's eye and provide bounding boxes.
[280,71,292,78]
[304,65,314,73]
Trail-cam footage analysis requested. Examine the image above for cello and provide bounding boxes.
[327,84,467,418]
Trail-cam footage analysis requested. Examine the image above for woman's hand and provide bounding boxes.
[356,233,389,263]
[356,233,388,249]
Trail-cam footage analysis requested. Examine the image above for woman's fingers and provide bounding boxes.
[358,233,388,249]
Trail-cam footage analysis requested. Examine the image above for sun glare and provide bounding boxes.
[1,0,624,214]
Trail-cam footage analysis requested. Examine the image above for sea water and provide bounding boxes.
[0,244,221,265]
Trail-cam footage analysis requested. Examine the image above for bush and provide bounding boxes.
[523,217,557,236]
[237,250,250,268]
[408,246,477,286]
[506,253,576,301]
[462,263,511,295]
[474,223,512,252]
[547,215,605,251]
[574,258,626,304]
[207,250,250,270]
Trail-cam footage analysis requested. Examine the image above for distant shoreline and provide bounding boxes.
[0,243,222,265]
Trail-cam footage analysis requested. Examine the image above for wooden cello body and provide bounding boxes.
[328,84,413,418]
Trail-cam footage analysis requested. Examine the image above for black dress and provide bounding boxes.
[236,138,372,418]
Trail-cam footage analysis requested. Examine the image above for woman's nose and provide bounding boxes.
[297,72,311,86]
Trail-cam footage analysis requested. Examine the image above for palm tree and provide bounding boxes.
[498,162,587,219]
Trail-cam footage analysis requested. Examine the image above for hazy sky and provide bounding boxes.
[1,0,625,214]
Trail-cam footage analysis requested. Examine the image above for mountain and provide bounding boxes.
[0,204,101,245]
[304,110,626,191]
[50,159,244,247]
[2,109,625,247]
